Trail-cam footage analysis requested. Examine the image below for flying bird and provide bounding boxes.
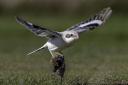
[16,7,112,79]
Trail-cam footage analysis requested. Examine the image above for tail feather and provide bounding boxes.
[27,44,47,55]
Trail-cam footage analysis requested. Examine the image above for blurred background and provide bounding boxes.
[0,0,128,15]
[0,0,128,84]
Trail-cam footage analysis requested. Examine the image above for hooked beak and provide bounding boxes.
[74,34,79,40]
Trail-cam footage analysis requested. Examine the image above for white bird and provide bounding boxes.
[16,7,112,78]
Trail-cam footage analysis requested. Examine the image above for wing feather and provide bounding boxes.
[16,17,61,38]
[67,7,112,33]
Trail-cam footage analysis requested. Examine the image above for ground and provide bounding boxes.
[0,15,128,85]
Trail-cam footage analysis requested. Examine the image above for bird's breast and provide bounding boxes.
[46,38,67,51]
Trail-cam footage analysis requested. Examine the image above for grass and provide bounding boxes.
[0,14,128,84]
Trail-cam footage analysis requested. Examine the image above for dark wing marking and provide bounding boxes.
[66,7,112,33]
[16,17,61,38]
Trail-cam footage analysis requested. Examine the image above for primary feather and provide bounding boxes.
[16,17,61,38]
[67,7,112,33]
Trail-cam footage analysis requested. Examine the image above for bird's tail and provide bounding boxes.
[27,44,47,55]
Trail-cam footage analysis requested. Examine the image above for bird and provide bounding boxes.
[16,7,112,79]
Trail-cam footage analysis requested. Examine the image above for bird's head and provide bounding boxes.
[62,31,79,43]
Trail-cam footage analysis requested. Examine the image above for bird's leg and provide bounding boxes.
[50,52,65,79]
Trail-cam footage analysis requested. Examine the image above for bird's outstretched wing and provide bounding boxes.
[66,7,112,33]
[16,17,61,38]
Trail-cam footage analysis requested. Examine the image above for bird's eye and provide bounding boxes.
[65,34,73,38]
[70,34,73,36]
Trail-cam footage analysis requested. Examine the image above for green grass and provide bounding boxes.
[0,15,128,85]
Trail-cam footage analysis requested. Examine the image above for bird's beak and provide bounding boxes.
[74,34,79,39]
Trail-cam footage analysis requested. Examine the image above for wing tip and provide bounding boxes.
[102,7,112,22]
[15,16,20,23]
[106,7,112,10]
[15,16,25,24]
[15,16,21,21]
